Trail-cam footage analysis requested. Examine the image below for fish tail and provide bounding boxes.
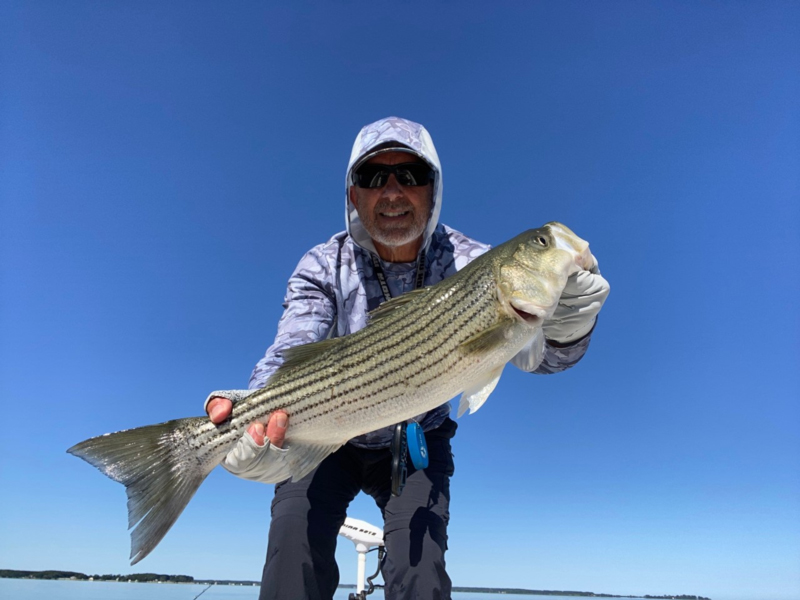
[67,417,218,565]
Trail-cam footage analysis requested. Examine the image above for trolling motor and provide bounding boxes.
[338,517,385,599]
[340,421,430,599]
[391,421,429,497]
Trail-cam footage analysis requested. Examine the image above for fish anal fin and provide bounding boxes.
[457,366,505,418]
[286,441,343,482]
[368,288,431,325]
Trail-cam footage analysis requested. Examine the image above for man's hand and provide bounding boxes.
[206,396,288,449]
[542,256,610,344]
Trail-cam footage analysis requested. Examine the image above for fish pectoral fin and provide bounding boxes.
[368,287,432,324]
[285,441,344,482]
[457,365,505,418]
[458,321,511,356]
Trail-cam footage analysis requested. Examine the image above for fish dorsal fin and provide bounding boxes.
[278,338,340,372]
[458,321,511,355]
[457,365,505,417]
[368,287,431,325]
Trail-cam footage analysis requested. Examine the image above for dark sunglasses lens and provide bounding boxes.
[355,163,432,188]
[394,164,431,187]
[355,165,389,188]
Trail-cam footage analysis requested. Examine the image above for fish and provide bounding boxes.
[68,222,594,564]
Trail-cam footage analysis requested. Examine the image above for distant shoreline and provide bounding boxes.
[0,570,711,599]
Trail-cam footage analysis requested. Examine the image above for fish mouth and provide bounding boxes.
[509,298,548,325]
[547,222,594,272]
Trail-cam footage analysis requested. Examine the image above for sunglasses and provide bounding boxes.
[352,162,434,189]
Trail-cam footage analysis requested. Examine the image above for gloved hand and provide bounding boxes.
[542,256,610,344]
[222,422,290,482]
[205,390,290,483]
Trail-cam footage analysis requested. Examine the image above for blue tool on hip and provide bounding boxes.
[406,421,429,470]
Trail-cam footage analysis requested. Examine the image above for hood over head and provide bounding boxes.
[345,116,443,256]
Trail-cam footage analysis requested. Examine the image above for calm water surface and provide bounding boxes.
[0,579,673,600]
[0,580,771,600]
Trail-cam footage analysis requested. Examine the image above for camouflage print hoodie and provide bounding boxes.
[249,117,592,448]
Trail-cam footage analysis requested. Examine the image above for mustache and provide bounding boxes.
[375,202,414,213]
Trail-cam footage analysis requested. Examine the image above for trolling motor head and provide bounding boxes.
[338,517,386,600]
[338,517,384,551]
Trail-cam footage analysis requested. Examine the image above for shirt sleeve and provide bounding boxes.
[533,334,593,374]
[249,246,337,390]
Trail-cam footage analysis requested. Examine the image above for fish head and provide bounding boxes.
[496,222,593,328]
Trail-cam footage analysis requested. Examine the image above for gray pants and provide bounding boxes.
[258,418,457,600]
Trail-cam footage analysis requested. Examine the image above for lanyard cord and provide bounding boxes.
[369,248,427,302]
[370,248,427,498]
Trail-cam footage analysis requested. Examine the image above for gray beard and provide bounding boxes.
[361,214,427,250]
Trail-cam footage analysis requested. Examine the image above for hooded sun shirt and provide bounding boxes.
[249,117,592,448]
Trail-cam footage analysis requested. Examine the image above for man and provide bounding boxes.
[206,116,609,600]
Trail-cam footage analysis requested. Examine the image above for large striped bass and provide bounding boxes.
[68,222,594,564]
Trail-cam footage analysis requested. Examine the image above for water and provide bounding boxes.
[0,579,672,600]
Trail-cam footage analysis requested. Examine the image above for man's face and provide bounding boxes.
[349,151,433,253]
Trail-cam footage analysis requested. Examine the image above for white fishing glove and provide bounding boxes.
[222,428,289,483]
[204,389,289,483]
[542,256,610,344]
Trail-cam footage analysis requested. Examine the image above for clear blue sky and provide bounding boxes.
[1,2,798,600]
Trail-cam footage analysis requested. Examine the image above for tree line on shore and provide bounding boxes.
[0,570,194,583]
